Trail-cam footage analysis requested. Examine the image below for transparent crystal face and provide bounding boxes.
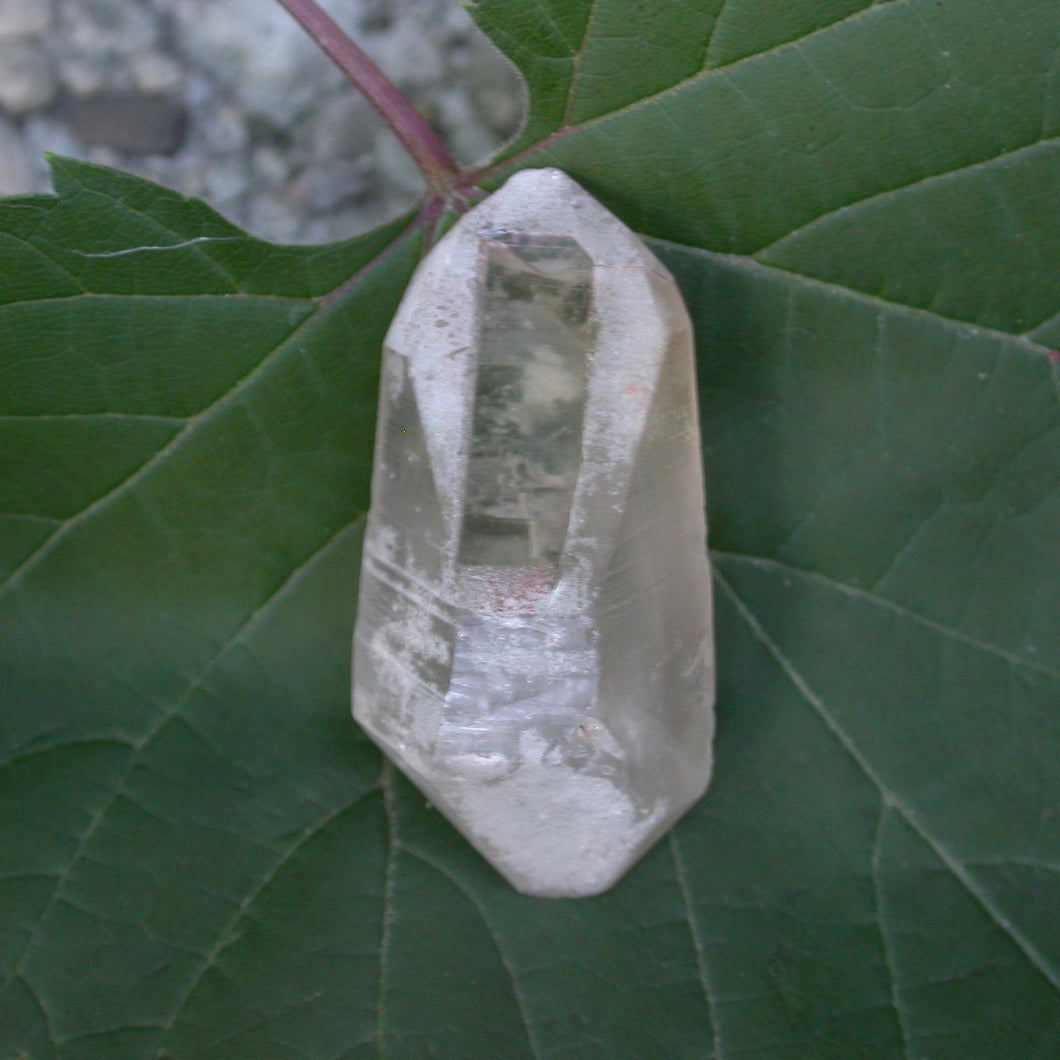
[458,235,593,571]
[438,615,601,766]
[353,169,714,898]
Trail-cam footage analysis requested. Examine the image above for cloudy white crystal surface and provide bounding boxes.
[353,168,714,898]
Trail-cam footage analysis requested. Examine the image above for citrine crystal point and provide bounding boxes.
[353,168,714,898]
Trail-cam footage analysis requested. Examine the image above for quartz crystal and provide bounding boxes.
[353,168,714,897]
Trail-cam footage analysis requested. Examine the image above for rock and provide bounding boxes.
[466,45,524,139]
[0,115,34,194]
[357,0,392,33]
[352,169,715,898]
[0,40,56,114]
[61,0,157,55]
[297,91,379,164]
[287,159,371,214]
[371,16,444,90]
[21,113,83,166]
[199,158,247,209]
[170,0,341,124]
[0,0,51,39]
[55,53,111,97]
[251,144,291,186]
[0,0,531,243]
[434,86,496,166]
[374,130,425,195]
[128,49,182,93]
[193,97,250,155]
[244,192,302,245]
[55,92,188,155]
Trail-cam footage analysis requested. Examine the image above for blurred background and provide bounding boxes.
[0,0,523,242]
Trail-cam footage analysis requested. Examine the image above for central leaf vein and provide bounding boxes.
[715,566,1060,996]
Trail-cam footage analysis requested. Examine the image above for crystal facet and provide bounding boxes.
[353,169,714,897]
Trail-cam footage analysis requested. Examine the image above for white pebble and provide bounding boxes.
[0,41,56,114]
[0,0,51,39]
[0,115,33,194]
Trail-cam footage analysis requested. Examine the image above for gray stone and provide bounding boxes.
[357,0,393,33]
[129,49,182,93]
[466,47,524,139]
[353,169,715,897]
[244,193,301,244]
[371,17,444,90]
[287,160,371,215]
[0,116,34,195]
[55,53,111,97]
[170,0,341,123]
[435,87,496,167]
[374,131,425,196]
[1,0,525,244]
[251,144,291,185]
[194,98,250,155]
[55,92,187,155]
[0,40,55,114]
[21,113,82,163]
[199,158,246,208]
[298,92,378,163]
[0,0,51,39]
[61,0,157,55]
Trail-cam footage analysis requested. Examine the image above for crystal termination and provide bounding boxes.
[353,169,714,897]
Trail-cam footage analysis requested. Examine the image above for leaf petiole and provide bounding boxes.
[273,0,461,199]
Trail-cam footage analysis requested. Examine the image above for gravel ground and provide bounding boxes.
[0,0,523,243]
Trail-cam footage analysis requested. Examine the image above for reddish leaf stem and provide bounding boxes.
[274,0,461,197]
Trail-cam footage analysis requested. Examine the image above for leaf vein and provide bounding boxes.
[6,515,366,983]
[669,830,725,1060]
[654,241,1057,358]
[1026,308,1060,342]
[157,783,381,1042]
[1,289,312,309]
[69,180,243,289]
[399,845,544,1060]
[66,235,245,260]
[871,803,914,1059]
[0,230,86,294]
[713,551,1059,681]
[530,0,579,54]
[754,136,1060,260]
[0,303,315,598]
[715,567,1060,996]
[375,759,397,1060]
[559,0,599,128]
[485,0,915,178]
[701,0,730,70]
[0,412,186,425]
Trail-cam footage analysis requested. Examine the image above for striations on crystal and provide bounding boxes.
[353,168,714,898]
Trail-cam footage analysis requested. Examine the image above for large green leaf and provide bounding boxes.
[2,0,1058,1056]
